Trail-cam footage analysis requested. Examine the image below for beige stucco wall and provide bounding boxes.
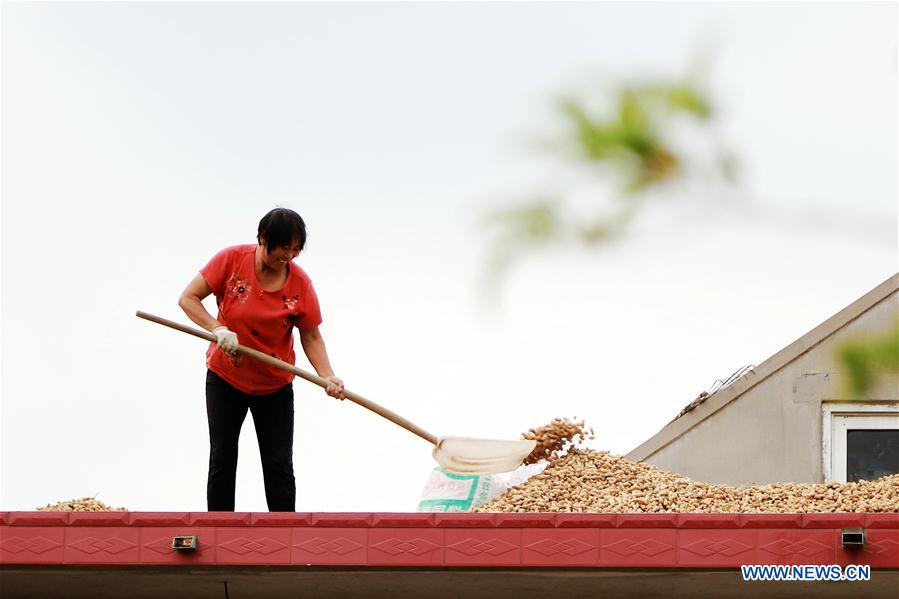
[636,288,898,485]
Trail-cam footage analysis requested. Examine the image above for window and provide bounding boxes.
[846,429,898,482]
[824,404,899,483]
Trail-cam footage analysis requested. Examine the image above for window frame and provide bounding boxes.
[822,402,899,483]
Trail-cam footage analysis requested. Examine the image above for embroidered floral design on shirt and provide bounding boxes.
[282,294,300,311]
[226,273,252,304]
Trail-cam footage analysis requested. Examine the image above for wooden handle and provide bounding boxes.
[136,311,439,446]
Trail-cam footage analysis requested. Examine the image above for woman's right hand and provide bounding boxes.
[323,375,346,400]
[212,326,239,354]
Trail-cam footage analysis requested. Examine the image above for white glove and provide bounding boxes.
[212,326,239,354]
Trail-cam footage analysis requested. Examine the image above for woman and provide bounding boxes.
[179,207,345,512]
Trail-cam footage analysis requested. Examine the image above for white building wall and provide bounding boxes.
[640,289,898,485]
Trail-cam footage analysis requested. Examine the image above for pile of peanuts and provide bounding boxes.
[478,419,899,513]
[475,448,899,513]
[522,418,595,465]
[37,497,127,512]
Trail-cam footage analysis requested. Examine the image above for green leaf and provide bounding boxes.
[665,84,712,118]
[838,324,899,395]
[560,99,623,160]
[618,89,650,134]
[483,198,562,243]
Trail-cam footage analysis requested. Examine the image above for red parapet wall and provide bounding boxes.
[1,512,897,568]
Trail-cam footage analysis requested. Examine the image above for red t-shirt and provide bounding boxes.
[200,244,323,394]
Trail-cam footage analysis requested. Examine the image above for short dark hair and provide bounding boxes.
[257,208,307,252]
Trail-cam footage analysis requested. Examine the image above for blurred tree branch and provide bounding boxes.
[482,65,738,287]
[838,323,899,396]
[478,47,896,404]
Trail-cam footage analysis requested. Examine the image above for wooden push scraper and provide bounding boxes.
[137,311,535,475]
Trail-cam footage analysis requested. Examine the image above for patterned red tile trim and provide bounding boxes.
[292,528,367,565]
[216,527,291,565]
[310,513,372,527]
[7,513,69,526]
[370,513,435,527]
[556,514,617,528]
[837,529,899,569]
[369,528,443,566]
[678,530,756,567]
[0,527,66,564]
[189,513,252,526]
[250,513,314,527]
[802,514,867,528]
[1,512,896,568]
[677,514,741,528]
[617,514,678,528]
[128,513,191,527]
[522,529,599,566]
[739,514,803,528]
[865,514,899,529]
[68,512,130,526]
[65,527,141,564]
[600,529,677,567]
[445,529,521,566]
[433,513,497,527]
[494,514,557,527]
[756,530,834,565]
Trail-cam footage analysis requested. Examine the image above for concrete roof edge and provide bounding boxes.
[625,272,899,462]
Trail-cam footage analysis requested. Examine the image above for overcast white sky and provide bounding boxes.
[1,2,896,513]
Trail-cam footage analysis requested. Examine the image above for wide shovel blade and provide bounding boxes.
[433,437,537,475]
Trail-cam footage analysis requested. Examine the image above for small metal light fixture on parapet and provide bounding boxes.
[172,535,199,552]
[841,528,866,548]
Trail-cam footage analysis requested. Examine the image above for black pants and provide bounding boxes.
[205,370,296,512]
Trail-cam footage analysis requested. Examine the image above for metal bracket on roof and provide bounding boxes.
[675,364,756,420]
[706,364,756,396]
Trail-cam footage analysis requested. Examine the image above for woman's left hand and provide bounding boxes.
[324,375,345,400]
